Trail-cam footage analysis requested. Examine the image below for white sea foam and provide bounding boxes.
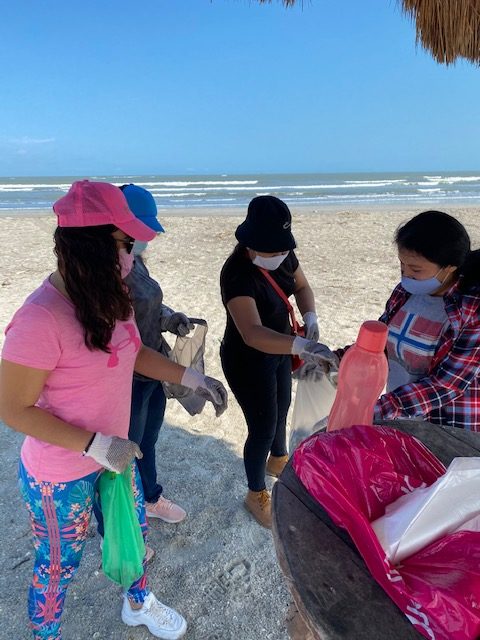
[151,183,406,192]
[1,173,479,214]
[0,183,71,191]
[0,187,35,192]
[154,192,208,198]
[344,179,406,186]
[150,185,276,193]
[123,180,258,188]
[423,176,480,184]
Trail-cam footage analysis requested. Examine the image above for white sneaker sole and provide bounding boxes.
[122,608,187,640]
[146,510,186,524]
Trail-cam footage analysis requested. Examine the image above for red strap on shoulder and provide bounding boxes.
[258,267,301,333]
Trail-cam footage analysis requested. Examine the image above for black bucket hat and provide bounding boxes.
[235,195,296,252]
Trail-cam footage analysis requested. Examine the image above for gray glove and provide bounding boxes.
[291,337,339,370]
[164,312,195,337]
[181,368,228,417]
[293,361,325,381]
[84,433,143,473]
[293,361,339,384]
[302,312,319,342]
[194,377,229,417]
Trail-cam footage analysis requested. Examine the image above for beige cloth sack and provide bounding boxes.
[163,319,208,416]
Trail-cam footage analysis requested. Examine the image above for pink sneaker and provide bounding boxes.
[146,496,187,524]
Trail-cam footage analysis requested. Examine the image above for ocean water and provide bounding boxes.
[1,172,480,214]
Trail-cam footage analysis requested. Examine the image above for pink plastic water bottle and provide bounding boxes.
[327,320,388,432]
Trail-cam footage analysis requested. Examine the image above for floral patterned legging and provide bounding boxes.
[18,461,149,640]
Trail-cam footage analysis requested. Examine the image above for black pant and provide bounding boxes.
[221,345,291,491]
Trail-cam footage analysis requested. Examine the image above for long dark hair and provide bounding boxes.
[395,210,480,292]
[54,224,132,351]
[232,242,247,256]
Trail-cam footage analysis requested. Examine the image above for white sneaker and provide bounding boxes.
[121,592,187,639]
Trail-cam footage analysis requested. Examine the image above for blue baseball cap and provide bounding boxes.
[119,184,165,233]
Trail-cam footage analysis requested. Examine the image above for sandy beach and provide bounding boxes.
[1,204,480,640]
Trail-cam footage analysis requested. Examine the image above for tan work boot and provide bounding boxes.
[244,489,272,528]
[266,454,289,478]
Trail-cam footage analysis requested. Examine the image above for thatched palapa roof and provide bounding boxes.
[402,0,480,64]
[258,0,480,65]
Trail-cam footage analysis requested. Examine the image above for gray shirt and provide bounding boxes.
[125,256,173,380]
[386,293,448,392]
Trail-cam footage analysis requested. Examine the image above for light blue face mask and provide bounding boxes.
[133,240,148,256]
[401,269,444,295]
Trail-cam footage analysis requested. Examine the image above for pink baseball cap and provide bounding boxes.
[53,180,156,242]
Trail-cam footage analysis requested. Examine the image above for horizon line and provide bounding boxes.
[1,168,480,179]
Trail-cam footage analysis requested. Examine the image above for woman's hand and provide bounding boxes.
[164,312,195,337]
[84,433,143,473]
[302,312,319,341]
[181,368,228,417]
[291,337,339,370]
[293,361,325,381]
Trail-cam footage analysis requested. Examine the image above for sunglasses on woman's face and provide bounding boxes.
[114,236,135,254]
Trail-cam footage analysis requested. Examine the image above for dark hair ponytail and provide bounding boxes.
[54,225,132,351]
[457,249,480,293]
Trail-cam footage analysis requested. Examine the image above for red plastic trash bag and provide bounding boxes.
[293,425,480,640]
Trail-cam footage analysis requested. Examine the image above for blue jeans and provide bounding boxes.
[96,378,167,536]
[129,377,167,504]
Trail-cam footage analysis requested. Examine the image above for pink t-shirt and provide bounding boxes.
[2,279,141,482]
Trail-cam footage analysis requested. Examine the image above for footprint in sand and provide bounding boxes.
[204,559,252,602]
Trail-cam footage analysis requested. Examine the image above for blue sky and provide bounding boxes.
[1,0,479,176]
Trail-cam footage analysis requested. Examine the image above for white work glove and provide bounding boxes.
[163,312,195,337]
[83,433,143,473]
[302,312,319,342]
[181,367,228,417]
[291,337,339,371]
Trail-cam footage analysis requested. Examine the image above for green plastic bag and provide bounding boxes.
[98,465,146,589]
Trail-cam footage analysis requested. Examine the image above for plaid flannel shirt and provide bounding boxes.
[374,281,480,431]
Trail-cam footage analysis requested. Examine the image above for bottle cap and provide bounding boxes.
[356,320,388,353]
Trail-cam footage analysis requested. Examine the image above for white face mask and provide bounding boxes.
[252,252,288,271]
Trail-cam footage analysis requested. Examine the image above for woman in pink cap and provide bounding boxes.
[0,180,227,640]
